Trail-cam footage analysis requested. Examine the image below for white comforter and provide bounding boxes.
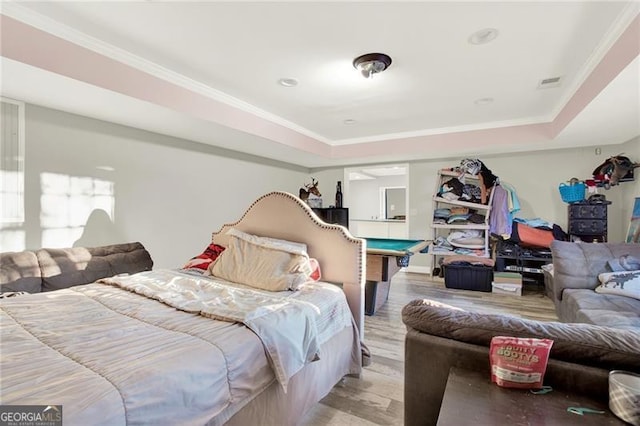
[0,270,354,425]
[99,269,353,389]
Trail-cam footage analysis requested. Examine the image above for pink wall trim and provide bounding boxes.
[0,15,330,157]
[550,13,640,137]
[331,123,551,158]
[1,12,637,161]
[334,11,638,161]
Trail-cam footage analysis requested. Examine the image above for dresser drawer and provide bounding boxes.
[568,204,607,220]
[569,219,607,235]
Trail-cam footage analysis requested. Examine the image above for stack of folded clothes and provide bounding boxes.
[447,230,486,255]
[431,236,455,254]
[431,230,487,256]
[432,207,485,226]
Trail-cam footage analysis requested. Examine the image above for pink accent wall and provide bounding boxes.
[332,123,551,158]
[550,14,640,137]
[0,15,330,157]
[1,12,637,161]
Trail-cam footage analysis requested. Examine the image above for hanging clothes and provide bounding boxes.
[499,181,521,216]
[489,184,512,238]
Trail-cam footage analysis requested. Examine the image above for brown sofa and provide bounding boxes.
[402,299,640,426]
[0,242,153,294]
[403,241,640,425]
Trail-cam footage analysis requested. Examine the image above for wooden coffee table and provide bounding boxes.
[437,367,625,425]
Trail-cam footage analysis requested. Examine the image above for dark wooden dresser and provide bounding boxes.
[568,202,608,242]
[312,207,349,229]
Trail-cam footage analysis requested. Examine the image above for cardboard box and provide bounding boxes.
[492,282,523,296]
[492,272,522,296]
[493,271,523,284]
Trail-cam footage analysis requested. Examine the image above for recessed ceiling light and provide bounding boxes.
[468,28,499,45]
[474,97,494,105]
[278,78,298,87]
[343,119,357,125]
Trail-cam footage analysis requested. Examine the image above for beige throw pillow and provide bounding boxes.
[208,228,314,291]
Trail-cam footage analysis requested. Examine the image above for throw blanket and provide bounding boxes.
[99,269,322,390]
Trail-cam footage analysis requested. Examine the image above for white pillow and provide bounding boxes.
[595,270,640,300]
[208,228,315,291]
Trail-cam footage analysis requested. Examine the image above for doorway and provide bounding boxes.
[343,163,409,238]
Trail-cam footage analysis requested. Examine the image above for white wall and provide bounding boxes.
[10,105,309,268]
[7,104,637,272]
[315,137,640,272]
[348,175,407,220]
[620,136,640,239]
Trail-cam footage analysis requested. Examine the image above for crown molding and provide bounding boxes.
[2,2,635,152]
[549,3,640,120]
[0,2,332,144]
[332,116,550,146]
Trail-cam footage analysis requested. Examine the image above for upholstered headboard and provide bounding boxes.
[211,191,366,338]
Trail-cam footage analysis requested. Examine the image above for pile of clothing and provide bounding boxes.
[459,158,499,205]
[438,178,483,204]
[432,254,495,278]
[507,218,567,248]
[431,230,487,256]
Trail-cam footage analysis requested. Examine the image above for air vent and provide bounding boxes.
[537,76,562,89]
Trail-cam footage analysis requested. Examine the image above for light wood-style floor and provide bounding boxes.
[300,271,558,426]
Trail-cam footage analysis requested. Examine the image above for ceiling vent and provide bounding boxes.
[537,76,562,89]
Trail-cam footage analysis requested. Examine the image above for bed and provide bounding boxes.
[0,191,366,425]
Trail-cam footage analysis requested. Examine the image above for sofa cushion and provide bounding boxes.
[574,309,640,330]
[402,299,640,372]
[596,270,640,300]
[560,289,640,329]
[0,251,42,293]
[38,242,153,291]
[550,241,640,302]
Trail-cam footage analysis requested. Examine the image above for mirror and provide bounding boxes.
[383,187,406,220]
[346,164,407,220]
[344,163,409,238]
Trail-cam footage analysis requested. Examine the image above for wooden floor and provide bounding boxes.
[300,271,558,426]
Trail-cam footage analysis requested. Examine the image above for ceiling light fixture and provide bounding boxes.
[468,28,499,45]
[343,119,357,125]
[353,53,392,79]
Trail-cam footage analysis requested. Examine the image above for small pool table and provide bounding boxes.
[364,238,428,315]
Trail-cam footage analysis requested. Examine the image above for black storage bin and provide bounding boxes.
[444,263,493,292]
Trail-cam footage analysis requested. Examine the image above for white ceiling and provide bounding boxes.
[1,1,639,168]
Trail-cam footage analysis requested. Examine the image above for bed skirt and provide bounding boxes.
[225,324,361,425]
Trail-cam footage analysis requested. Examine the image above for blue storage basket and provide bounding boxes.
[558,182,585,203]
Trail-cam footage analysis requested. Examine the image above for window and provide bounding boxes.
[0,98,26,250]
[1,98,25,223]
[40,173,115,247]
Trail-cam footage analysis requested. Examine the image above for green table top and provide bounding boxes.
[364,238,428,256]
